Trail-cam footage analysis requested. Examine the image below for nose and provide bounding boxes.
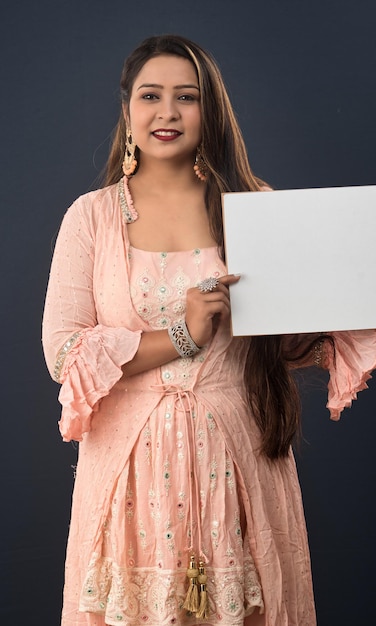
[156,96,180,121]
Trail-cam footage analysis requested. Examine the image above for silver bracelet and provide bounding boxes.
[313,337,325,367]
[168,320,201,358]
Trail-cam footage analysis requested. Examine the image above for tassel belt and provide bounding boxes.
[150,383,211,620]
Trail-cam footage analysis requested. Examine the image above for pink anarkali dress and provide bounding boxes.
[42,178,376,626]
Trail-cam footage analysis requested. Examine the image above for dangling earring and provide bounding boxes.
[193,147,208,182]
[122,129,138,177]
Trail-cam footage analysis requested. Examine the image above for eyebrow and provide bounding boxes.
[137,83,200,91]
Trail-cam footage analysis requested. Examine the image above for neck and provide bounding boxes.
[132,156,201,192]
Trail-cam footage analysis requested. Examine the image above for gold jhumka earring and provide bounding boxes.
[193,147,208,182]
[122,129,138,177]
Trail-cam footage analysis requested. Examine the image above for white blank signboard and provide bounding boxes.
[222,186,376,336]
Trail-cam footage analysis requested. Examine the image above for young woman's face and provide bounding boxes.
[127,54,202,165]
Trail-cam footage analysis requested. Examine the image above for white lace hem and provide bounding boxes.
[79,553,264,625]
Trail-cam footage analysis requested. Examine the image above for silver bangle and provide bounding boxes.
[168,320,201,358]
[313,337,325,367]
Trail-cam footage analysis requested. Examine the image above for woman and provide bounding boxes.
[42,35,376,626]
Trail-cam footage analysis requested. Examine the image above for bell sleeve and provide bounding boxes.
[283,330,376,420]
[325,330,376,419]
[42,194,142,442]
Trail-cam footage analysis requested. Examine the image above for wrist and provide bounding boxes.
[313,335,329,368]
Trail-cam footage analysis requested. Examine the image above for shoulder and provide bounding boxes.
[62,182,120,231]
[72,182,119,217]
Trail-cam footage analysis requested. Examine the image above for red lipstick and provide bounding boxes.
[152,129,182,141]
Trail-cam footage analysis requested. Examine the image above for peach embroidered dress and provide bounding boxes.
[42,179,376,626]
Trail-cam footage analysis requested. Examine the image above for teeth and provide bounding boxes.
[154,131,179,136]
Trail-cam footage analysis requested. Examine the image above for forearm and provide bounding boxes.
[122,329,180,377]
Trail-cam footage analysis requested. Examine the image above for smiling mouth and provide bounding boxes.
[152,130,182,139]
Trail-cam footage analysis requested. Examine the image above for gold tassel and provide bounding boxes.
[183,555,199,612]
[196,560,209,620]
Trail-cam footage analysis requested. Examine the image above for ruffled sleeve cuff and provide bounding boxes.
[325,330,376,419]
[57,325,142,442]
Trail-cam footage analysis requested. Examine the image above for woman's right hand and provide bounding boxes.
[122,274,240,377]
[185,274,240,347]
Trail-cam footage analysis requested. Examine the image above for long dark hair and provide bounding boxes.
[104,34,323,459]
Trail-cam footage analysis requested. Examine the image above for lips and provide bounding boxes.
[152,129,182,141]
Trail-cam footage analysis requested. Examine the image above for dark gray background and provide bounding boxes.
[1,0,375,624]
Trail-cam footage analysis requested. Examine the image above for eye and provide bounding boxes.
[178,94,196,102]
[141,93,159,100]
